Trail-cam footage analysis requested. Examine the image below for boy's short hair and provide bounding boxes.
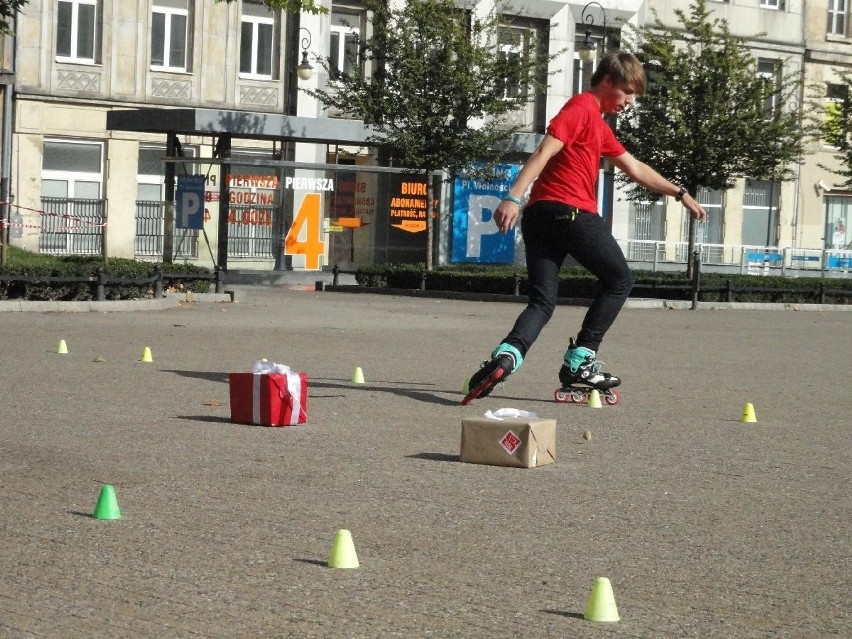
[590,51,647,95]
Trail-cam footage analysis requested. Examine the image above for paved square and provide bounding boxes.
[1,289,849,637]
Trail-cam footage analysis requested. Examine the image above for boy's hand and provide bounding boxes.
[493,200,521,233]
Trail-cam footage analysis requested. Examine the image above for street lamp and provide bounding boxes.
[296,27,313,81]
[579,1,608,63]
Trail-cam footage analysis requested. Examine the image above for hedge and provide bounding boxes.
[354,263,852,305]
[0,248,214,301]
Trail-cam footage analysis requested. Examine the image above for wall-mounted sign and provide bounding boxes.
[451,164,521,263]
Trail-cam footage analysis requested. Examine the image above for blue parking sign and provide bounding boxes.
[176,175,205,229]
[451,164,520,263]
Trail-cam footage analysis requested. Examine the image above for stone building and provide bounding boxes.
[0,1,849,274]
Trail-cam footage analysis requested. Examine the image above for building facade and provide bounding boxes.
[635,0,851,274]
[0,0,850,274]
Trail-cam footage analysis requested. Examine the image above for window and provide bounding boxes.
[679,188,724,260]
[42,140,102,193]
[742,179,780,247]
[56,0,97,64]
[825,197,851,249]
[136,145,199,258]
[330,8,362,78]
[227,154,278,259]
[497,25,534,100]
[828,0,847,35]
[572,54,587,96]
[824,83,848,148]
[137,146,168,256]
[629,199,664,261]
[152,0,190,71]
[757,58,781,116]
[40,140,104,254]
[240,0,276,78]
[760,0,782,9]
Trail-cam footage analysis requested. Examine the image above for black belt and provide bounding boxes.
[553,207,582,222]
[526,202,587,222]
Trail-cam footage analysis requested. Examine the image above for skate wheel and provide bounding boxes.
[571,389,587,403]
[554,388,574,403]
[604,389,621,406]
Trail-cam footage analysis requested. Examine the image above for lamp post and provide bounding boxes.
[579,2,608,63]
[278,24,313,270]
[296,27,314,81]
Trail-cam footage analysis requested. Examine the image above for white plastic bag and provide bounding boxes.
[251,359,292,375]
[483,408,539,420]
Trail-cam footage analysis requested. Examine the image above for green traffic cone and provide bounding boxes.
[93,484,121,520]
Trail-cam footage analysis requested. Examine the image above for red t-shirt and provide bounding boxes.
[527,92,626,213]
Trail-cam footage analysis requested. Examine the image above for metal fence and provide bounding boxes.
[621,240,852,277]
[135,200,198,259]
[227,204,275,258]
[39,197,105,255]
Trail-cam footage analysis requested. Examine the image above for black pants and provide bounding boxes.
[502,200,634,355]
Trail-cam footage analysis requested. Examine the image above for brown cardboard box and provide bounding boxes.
[460,417,556,468]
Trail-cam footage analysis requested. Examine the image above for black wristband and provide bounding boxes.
[675,186,688,202]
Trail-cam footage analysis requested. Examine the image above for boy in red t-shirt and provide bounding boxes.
[463,51,706,405]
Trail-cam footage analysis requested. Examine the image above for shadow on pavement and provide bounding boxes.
[293,558,328,567]
[164,369,229,383]
[406,452,459,463]
[310,379,460,406]
[175,415,240,425]
[541,609,584,620]
[162,371,462,406]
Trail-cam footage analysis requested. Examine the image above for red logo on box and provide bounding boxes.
[500,430,522,455]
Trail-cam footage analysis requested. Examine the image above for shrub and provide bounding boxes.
[0,248,213,300]
[352,264,852,305]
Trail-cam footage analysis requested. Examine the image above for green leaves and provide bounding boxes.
[214,0,328,16]
[820,70,852,187]
[0,0,28,35]
[618,0,806,198]
[306,0,555,178]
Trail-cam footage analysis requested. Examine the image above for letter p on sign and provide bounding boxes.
[466,194,500,258]
[176,175,206,229]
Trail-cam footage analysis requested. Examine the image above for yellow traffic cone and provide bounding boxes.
[140,347,153,362]
[741,402,757,423]
[588,389,602,408]
[327,529,359,569]
[583,576,619,622]
[351,367,365,384]
[57,339,68,354]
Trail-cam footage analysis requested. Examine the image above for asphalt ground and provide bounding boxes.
[0,288,849,638]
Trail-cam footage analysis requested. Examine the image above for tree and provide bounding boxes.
[617,0,807,275]
[305,0,553,269]
[0,1,26,35]
[820,71,852,187]
[216,0,327,15]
